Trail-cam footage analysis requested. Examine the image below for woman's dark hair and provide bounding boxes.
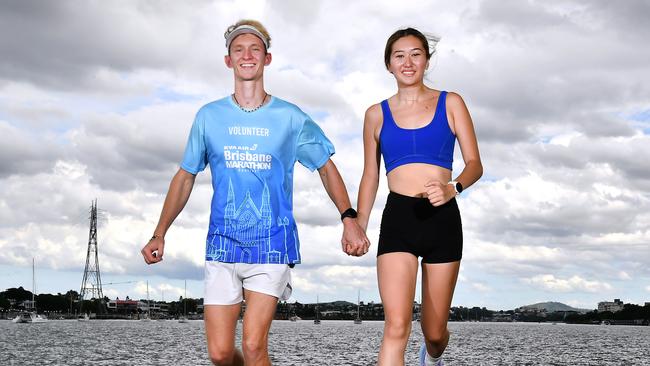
[384,27,431,69]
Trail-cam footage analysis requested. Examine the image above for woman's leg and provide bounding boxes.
[377,252,419,366]
[420,261,461,358]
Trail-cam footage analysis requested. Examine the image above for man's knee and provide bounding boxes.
[209,349,235,365]
[242,335,268,359]
[208,343,240,366]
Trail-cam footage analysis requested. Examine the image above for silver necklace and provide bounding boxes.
[232,92,268,113]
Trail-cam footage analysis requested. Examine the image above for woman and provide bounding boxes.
[357,28,482,366]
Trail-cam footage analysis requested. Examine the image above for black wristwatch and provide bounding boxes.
[449,180,463,195]
[340,208,358,221]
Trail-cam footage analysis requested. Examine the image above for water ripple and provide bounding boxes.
[1,320,647,365]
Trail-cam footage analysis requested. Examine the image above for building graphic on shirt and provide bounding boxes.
[206,178,286,263]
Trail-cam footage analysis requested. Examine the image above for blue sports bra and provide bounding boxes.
[379,91,455,174]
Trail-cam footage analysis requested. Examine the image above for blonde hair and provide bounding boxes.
[225,19,271,50]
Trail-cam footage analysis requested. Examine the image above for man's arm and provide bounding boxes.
[317,159,369,256]
[141,168,197,264]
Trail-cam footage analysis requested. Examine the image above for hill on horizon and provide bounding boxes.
[518,301,593,313]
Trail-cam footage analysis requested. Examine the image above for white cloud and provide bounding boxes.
[618,271,632,281]
[523,275,612,293]
[565,300,593,310]
[1,0,648,309]
[471,283,492,292]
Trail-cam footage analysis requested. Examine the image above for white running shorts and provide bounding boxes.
[204,262,292,305]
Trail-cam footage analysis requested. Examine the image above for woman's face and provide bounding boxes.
[387,35,429,85]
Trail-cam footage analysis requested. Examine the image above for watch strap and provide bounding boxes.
[449,181,463,195]
[340,208,358,221]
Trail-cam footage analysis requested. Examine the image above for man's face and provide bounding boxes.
[225,33,272,81]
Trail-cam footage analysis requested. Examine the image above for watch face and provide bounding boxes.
[455,182,463,193]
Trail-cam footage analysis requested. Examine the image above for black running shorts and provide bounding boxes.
[378,191,463,263]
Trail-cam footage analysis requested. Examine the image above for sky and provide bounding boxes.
[1,0,649,311]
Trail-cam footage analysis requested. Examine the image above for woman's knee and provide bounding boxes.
[384,317,412,341]
[423,325,449,346]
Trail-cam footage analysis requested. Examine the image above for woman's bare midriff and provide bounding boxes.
[387,163,452,197]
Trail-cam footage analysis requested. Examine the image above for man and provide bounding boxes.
[140,19,369,366]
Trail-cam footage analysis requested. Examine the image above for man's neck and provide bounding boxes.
[233,80,267,108]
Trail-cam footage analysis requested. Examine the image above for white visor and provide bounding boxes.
[225,25,269,50]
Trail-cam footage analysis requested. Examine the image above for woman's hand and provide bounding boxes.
[424,180,456,206]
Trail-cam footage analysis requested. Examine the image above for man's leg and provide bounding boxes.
[241,289,279,366]
[204,304,244,366]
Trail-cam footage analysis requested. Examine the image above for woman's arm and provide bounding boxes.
[425,92,483,206]
[357,104,383,231]
[447,92,483,191]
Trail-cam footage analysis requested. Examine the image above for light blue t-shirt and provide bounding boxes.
[181,96,335,264]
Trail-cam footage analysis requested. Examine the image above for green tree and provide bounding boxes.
[2,287,32,302]
[0,296,10,309]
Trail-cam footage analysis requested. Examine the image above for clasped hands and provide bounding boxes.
[341,219,370,257]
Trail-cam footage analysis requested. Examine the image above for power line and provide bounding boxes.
[103,281,136,286]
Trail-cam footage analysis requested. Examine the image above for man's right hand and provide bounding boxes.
[141,236,165,264]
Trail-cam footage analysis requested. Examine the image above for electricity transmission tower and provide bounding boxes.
[79,199,104,313]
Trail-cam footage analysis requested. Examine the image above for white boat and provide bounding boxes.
[16,258,49,324]
[288,303,300,321]
[30,313,48,323]
[141,280,152,321]
[12,312,31,323]
[179,280,189,323]
[314,295,321,324]
[353,290,362,324]
[13,312,48,323]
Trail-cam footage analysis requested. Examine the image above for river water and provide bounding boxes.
[1,320,647,365]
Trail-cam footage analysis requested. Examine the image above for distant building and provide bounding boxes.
[598,299,624,313]
[107,299,139,313]
[515,306,547,316]
[136,300,169,314]
[492,313,513,322]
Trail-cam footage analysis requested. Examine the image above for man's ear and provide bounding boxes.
[264,52,272,66]
[225,55,233,68]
